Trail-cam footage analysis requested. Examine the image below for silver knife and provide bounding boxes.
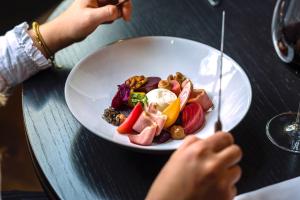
[215,11,225,132]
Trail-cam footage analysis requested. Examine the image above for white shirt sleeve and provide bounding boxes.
[0,22,52,92]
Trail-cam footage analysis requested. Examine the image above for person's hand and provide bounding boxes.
[29,0,132,57]
[146,132,242,200]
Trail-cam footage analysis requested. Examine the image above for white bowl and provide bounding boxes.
[65,36,252,152]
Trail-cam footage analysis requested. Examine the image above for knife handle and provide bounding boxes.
[214,120,222,132]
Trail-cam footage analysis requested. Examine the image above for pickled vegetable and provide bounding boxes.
[162,98,180,128]
[182,102,205,134]
[129,92,148,107]
[154,130,171,144]
[136,77,161,93]
[170,125,185,140]
[117,102,143,134]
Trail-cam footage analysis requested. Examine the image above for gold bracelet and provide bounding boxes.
[32,21,55,64]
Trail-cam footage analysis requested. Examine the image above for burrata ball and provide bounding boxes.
[146,88,177,111]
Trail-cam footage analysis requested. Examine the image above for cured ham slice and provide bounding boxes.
[132,111,167,136]
[148,112,167,136]
[133,112,156,133]
[128,125,157,146]
[188,89,213,111]
[146,103,160,114]
[130,107,167,145]
[169,80,181,96]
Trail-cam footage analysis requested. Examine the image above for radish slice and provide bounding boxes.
[178,80,192,110]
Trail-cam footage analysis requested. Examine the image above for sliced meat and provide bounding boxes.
[146,103,160,114]
[170,80,181,96]
[148,112,167,136]
[188,89,213,111]
[132,112,156,133]
[128,125,157,146]
[131,107,167,146]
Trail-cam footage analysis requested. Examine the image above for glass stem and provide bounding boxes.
[296,101,300,125]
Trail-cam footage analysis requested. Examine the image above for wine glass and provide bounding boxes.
[269,0,300,153]
[207,0,221,7]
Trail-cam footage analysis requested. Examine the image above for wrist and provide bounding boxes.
[38,18,74,55]
[28,28,49,58]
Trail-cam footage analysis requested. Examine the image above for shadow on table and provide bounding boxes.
[286,63,300,78]
[70,127,170,200]
[23,67,71,110]
[233,121,300,194]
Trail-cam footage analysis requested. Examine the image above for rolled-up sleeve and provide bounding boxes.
[0,22,51,92]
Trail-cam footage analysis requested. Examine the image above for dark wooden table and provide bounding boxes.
[23,0,300,199]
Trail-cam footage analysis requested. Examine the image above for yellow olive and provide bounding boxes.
[170,125,185,140]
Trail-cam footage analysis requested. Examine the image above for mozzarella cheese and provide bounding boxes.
[146,88,177,111]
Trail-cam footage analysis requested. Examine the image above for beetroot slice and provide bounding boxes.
[154,130,171,144]
[136,77,161,93]
[111,83,131,109]
[182,103,205,134]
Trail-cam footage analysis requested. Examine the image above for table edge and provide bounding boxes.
[21,86,61,200]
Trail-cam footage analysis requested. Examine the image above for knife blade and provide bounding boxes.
[214,11,225,132]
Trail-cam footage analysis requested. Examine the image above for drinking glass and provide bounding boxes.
[269,0,300,153]
[208,0,221,6]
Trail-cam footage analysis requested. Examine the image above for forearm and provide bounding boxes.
[39,19,74,55]
[0,0,132,93]
[28,18,74,58]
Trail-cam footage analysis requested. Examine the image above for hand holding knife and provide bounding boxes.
[99,0,130,24]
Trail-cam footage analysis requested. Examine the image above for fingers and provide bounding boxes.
[179,135,200,149]
[217,145,242,168]
[119,0,132,21]
[97,0,117,7]
[91,5,120,24]
[90,1,132,24]
[222,166,240,200]
[226,165,242,185]
[205,132,234,152]
[229,186,238,200]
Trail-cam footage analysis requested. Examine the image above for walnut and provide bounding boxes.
[116,114,126,124]
[125,75,147,90]
[174,72,186,85]
[158,80,172,90]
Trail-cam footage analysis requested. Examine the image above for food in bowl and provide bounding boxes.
[102,72,213,146]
